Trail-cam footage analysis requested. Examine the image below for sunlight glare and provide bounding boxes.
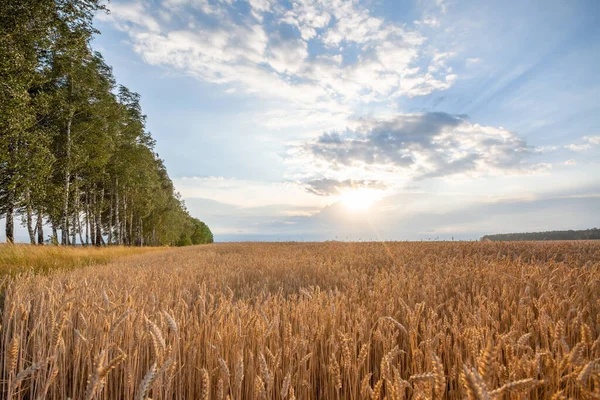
[340,188,381,212]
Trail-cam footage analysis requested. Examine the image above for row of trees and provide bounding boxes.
[0,0,212,246]
[481,228,600,242]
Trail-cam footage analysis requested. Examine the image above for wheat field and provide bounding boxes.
[0,244,162,276]
[1,241,599,399]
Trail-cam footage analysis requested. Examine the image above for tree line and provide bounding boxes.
[0,0,213,246]
[481,228,600,242]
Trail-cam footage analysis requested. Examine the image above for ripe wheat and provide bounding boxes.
[1,241,599,398]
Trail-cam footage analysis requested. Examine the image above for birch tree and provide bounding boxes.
[1,0,213,246]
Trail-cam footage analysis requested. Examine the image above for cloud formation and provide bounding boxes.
[90,0,600,242]
[300,112,533,179]
[100,0,457,129]
[180,191,600,241]
[586,136,600,145]
[305,178,387,196]
[173,176,327,208]
[565,136,600,152]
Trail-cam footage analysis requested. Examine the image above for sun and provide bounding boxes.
[340,188,381,212]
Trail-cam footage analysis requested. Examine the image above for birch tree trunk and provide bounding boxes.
[5,190,14,244]
[36,209,44,245]
[138,218,143,247]
[85,188,90,246]
[108,192,113,245]
[89,189,96,245]
[95,187,103,246]
[129,204,133,246]
[51,225,58,245]
[71,174,79,245]
[24,188,35,244]
[61,114,72,245]
[115,178,120,245]
[77,209,84,246]
[123,195,127,245]
[71,214,77,245]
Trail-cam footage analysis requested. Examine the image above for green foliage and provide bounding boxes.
[481,228,600,241]
[189,218,214,244]
[0,0,212,246]
[176,233,193,247]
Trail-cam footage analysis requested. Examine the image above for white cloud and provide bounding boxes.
[98,1,161,32]
[305,178,387,196]
[247,0,275,14]
[267,35,308,74]
[415,18,440,27]
[564,136,600,152]
[565,144,591,151]
[584,135,600,145]
[534,145,559,153]
[435,0,447,11]
[183,190,600,241]
[294,112,536,181]
[174,176,330,208]
[102,0,458,128]
[281,0,331,41]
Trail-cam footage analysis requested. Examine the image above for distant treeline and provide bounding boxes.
[0,0,212,246]
[481,228,600,241]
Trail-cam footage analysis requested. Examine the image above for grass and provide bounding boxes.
[0,244,163,276]
[1,241,599,399]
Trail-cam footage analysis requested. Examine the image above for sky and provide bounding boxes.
[3,0,600,242]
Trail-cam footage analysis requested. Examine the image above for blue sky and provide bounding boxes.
[4,0,600,242]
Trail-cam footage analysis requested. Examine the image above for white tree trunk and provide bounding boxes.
[85,188,90,246]
[108,191,113,245]
[115,178,120,245]
[26,188,35,244]
[95,187,103,246]
[71,174,79,245]
[89,189,96,245]
[61,115,72,245]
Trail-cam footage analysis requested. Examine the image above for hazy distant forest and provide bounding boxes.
[0,0,212,246]
[482,228,600,242]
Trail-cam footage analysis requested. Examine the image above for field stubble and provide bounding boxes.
[1,241,599,399]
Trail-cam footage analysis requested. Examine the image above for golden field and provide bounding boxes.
[0,244,162,276]
[1,241,599,399]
